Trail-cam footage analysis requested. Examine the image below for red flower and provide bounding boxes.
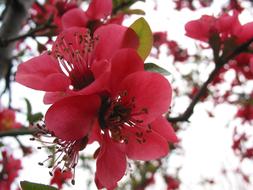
[186,11,253,80]
[185,11,241,42]
[16,25,138,104]
[0,151,22,190]
[165,175,180,190]
[236,103,253,123]
[0,109,21,131]
[92,51,177,189]
[31,0,78,34]
[224,0,244,13]
[62,0,114,31]
[50,168,72,189]
[185,15,217,42]
[41,49,177,189]
[153,32,168,49]
[166,40,189,62]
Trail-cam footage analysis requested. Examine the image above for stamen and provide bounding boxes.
[53,31,96,90]
[99,92,150,144]
[32,123,88,185]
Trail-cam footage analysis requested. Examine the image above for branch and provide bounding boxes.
[0,128,37,138]
[0,19,54,47]
[168,37,253,122]
[0,0,34,79]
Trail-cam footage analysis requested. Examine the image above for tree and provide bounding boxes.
[0,0,252,190]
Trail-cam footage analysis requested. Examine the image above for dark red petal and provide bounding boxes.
[185,15,216,42]
[16,53,70,91]
[110,49,144,91]
[94,24,139,60]
[151,117,178,143]
[45,95,100,141]
[91,59,110,79]
[77,72,110,95]
[43,91,72,104]
[118,71,172,124]
[86,0,112,20]
[95,135,126,189]
[122,126,169,160]
[237,22,253,43]
[62,8,88,29]
[88,121,102,144]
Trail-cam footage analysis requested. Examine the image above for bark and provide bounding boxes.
[0,0,34,78]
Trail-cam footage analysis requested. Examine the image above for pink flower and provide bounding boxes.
[31,0,78,34]
[92,52,177,188]
[50,168,72,189]
[41,49,177,189]
[224,0,244,13]
[236,103,253,123]
[153,32,168,49]
[185,15,217,42]
[0,151,22,190]
[0,109,21,131]
[166,40,189,62]
[165,175,180,190]
[186,11,253,80]
[185,11,241,42]
[62,0,114,31]
[16,25,138,104]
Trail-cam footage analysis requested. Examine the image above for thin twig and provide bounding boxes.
[168,37,253,122]
[0,128,37,138]
[0,18,54,47]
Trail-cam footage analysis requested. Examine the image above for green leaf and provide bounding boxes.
[144,63,170,75]
[123,9,145,15]
[20,181,57,190]
[24,98,32,117]
[28,112,44,124]
[130,17,153,60]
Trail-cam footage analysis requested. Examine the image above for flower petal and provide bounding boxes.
[62,8,88,29]
[45,95,100,141]
[110,49,144,91]
[118,71,172,123]
[151,117,178,143]
[86,0,112,20]
[122,126,169,160]
[16,53,70,91]
[94,24,139,60]
[43,91,71,104]
[78,72,110,95]
[95,135,126,189]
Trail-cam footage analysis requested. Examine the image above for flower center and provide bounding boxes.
[98,91,149,143]
[52,30,97,90]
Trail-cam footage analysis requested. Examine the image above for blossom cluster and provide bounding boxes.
[185,11,253,80]
[153,31,189,62]
[15,0,177,189]
[0,151,22,190]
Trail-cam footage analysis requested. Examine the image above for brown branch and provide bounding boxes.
[0,19,54,47]
[0,0,34,79]
[168,37,253,122]
[0,128,37,138]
